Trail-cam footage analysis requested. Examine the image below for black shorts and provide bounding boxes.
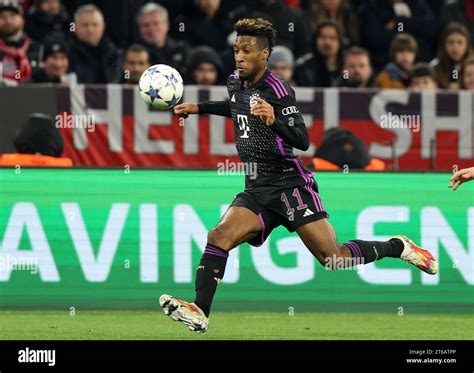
[230,176,329,247]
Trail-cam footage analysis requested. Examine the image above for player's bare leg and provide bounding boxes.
[160,206,262,332]
[296,219,352,269]
[297,218,438,273]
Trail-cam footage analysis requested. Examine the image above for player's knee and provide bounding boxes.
[207,224,233,251]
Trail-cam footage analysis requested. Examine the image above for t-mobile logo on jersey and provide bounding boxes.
[237,114,250,138]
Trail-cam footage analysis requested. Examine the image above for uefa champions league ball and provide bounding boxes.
[138,64,184,110]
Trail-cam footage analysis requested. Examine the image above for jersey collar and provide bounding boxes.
[241,68,271,91]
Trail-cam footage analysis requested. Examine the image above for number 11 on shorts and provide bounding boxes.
[280,188,308,215]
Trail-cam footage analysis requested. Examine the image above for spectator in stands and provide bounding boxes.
[29,40,75,83]
[172,0,233,53]
[0,0,40,85]
[121,44,150,84]
[409,63,439,91]
[68,4,122,84]
[306,0,359,47]
[268,45,296,85]
[359,0,436,70]
[460,56,474,90]
[136,2,188,74]
[24,0,69,44]
[335,46,375,88]
[430,22,472,90]
[184,45,224,85]
[441,0,474,43]
[294,20,343,87]
[376,33,417,89]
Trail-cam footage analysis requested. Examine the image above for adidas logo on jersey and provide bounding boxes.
[303,209,314,217]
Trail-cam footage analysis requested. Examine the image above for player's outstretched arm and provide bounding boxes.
[448,167,474,191]
[174,101,232,119]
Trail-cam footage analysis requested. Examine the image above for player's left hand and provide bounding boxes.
[250,97,275,126]
[448,167,474,191]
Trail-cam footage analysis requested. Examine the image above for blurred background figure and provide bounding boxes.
[29,40,74,83]
[441,0,474,43]
[430,22,472,90]
[376,33,417,89]
[121,44,150,84]
[268,45,296,85]
[359,0,436,70]
[295,20,343,87]
[460,55,474,90]
[252,0,309,58]
[228,0,309,58]
[0,0,40,85]
[68,4,122,84]
[136,2,188,74]
[184,45,223,86]
[0,113,73,167]
[24,0,68,44]
[306,0,359,47]
[409,62,439,90]
[172,0,233,53]
[335,46,375,88]
[307,128,386,171]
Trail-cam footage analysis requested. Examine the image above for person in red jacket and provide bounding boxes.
[0,1,39,85]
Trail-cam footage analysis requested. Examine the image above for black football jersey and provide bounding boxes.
[199,69,311,190]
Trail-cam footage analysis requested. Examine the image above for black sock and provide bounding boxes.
[344,238,404,264]
[194,243,228,317]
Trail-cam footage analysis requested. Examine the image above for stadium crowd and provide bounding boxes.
[0,0,473,91]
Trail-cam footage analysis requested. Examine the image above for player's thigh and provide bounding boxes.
[208,206,262,250]
[296,218,346,264]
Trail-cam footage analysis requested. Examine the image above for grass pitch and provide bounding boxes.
[1,310,473,340]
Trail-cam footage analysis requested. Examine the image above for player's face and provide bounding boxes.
[234,35,268,80]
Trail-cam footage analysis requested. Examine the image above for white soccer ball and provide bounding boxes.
[138,64,184,110]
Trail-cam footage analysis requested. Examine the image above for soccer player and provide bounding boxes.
[449,167,474,190]
[159,18,438,333]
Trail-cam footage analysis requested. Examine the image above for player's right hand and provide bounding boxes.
[449,167,474,191]
[174,103,198,118]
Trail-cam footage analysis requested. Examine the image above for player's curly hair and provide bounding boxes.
[234,18,277,56]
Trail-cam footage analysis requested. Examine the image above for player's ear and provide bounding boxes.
[262,48,269,61]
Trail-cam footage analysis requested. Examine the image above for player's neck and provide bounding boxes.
[243,67,268,88]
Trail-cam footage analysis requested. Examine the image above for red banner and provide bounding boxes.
[57,85,474,170]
